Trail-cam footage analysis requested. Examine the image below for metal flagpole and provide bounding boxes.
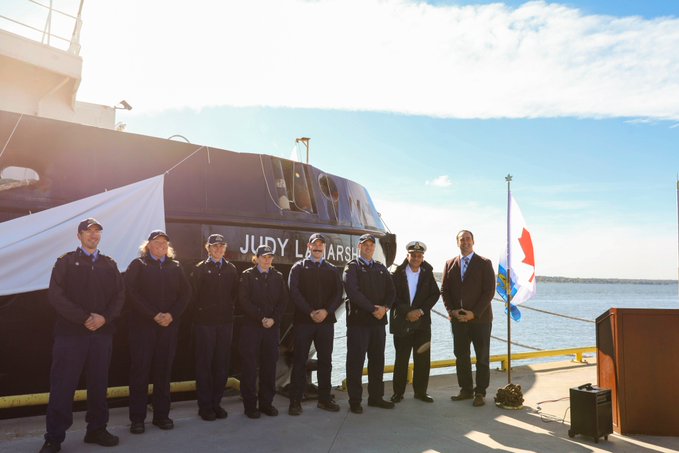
[505,174,513,384]
[676,177,679,297]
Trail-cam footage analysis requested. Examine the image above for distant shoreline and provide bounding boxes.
[431,272,677,285]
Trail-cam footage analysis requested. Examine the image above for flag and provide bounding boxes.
[497,194,536,321]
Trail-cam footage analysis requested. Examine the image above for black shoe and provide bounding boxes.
[367,398,395,409]
[245,409,261,419]
[214,406,228,419]
[317,400,340,412]
[451,391,474,401]
[260,405,279,416]
[152,418,174,430]
[199,408,216,421]
[414,393,434,403]
[39,441,61,453]
[130,422,145,434]
[288,401,302,416]
[349,403,363,414]
[472,394,486,407]
[390,394,404,403]
[84,428,119,447]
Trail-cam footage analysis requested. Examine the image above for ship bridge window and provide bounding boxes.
[0,166,40,192]
[318,174,339,221]
[270,157,316,213]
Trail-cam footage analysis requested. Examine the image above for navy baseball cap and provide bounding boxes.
[358,233,376,244]
[77,218,102,232]
[308,233,327,244]
[256,245,274,257]
[207,234,226,245]
[148,230,170,241]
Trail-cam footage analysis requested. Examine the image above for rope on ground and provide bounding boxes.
[431,308,543,351]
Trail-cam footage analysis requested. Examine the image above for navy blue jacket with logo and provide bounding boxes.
[48,248,125,336]
[343,258,395,326]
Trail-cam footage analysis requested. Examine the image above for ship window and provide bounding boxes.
[318,174,339,221]
[0,166,40,192]
[271,158,316,213]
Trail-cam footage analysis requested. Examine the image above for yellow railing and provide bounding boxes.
[1,347,595,409]
[0,378,241,410]
[342,346,596,389]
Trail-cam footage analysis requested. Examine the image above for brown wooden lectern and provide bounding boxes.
[596,308,679,436]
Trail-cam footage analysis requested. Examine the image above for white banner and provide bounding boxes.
[0,175,165,296]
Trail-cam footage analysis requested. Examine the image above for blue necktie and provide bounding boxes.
[461,257,469,281]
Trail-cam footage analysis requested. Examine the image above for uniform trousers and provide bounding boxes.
[346,324,386,404]
[451,322,492,396]
[45,334,112,444]
[239,324,279,412]
[195,323,233,411]
[290,322,334,403]
[392,327,431,396]
[128,322,179,422]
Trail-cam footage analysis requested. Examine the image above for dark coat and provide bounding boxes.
[343,258,395,327]
[124,255,192,325]
[238,266,288,326]
[288,258,343,324]
[440,253,495,324]
[48,248,125,336]
[190,258,238,325]
[389,258,440,336]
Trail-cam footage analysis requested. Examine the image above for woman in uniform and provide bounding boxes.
[237,245,289,419]
[125,230,191,434]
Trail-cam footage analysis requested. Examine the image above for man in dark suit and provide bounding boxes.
[441,230,495,407]
[389,241,440,403]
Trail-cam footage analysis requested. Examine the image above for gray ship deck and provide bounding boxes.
[2,360,678,452]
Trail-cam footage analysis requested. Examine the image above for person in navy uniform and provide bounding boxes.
[389,241,440,404]
[125,230,191,433]
[441,230,495,407]
[40,218,124,453]
[238,245,289,419]
[343,233,396,414]
[190,234,238,421]
[287,233,343,416]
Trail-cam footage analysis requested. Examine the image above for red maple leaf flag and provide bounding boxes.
[497,194,536,306]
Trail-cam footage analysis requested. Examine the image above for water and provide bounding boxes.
[330,281,679,384]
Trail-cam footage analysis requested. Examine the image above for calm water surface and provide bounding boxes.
[330,281,679,384]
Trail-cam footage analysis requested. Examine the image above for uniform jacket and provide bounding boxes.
[389,258,440,336]
[343,258,395,327]
[238,266,289,326]
[48,248,125,336]
[124,255,191,325]
[440,253,495,324]
[190,258,238,325]
[289,258,343,324]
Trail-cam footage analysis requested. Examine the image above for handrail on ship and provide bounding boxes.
[0,347,595,409]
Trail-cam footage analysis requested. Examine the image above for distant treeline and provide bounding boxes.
[431,272,676,286]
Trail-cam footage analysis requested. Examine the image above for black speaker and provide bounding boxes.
[568,384,613,443]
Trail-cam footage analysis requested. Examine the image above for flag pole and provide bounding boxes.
[505,174,513,385]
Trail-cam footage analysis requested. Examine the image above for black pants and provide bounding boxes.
[451,322,492,396]
[194,323,233,411]
[290,322,334,403]
[346,324,386,404]
[45,334,112,444]
[239,324,279,412]
[128,322,179,422]
[392,327,431,396]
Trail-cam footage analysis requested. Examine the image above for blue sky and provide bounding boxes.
[5,0,678,279]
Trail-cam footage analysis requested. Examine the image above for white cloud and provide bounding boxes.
[426,175,453,187]
[75,0,679,120]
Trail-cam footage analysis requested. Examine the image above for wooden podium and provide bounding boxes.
[596,308,679,436]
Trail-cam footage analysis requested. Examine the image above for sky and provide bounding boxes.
[4,0,679,279]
